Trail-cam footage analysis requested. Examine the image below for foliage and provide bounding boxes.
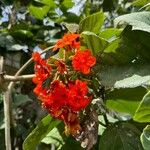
[0,0,150,150]
[23,115,60,150]
[141,125,150,150]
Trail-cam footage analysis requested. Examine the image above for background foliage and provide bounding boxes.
[0,0,150,149]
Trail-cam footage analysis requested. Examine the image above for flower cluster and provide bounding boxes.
[53,33,80,51]
[72,50,96,74]
[32,33,96,136]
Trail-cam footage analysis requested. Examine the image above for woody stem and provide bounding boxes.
[3,45,54,150]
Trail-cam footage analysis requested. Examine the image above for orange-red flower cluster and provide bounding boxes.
[53,33,80,51]
[32,52,51,84]
[72,50,96,74]
[32,33,96,136]
[44,79,91,119]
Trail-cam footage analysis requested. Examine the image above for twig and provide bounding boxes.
[8,4,17,30]
[4,91,12,150]
[0,55,12,150]
[4,45,54,150]
[4,74,35,82]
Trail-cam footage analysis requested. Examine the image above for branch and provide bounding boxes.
[3,45,54,150]
[4,91,12,150]
[0,55,12,150]
[4,74,35,82]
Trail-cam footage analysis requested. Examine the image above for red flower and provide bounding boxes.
[32,65,49,84]
[43,80,69,118]
[68,80,91,111]
[32,52,41,62]
[72,49,96,74]
[53,33,80,51]
[32,48,96,136]
[32,52,51,84]
[43,79,91,117]
[33,83,49,99]
[55,60,67,74]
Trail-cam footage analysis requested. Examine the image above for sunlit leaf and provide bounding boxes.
[11,30,33,40]
[106,87,146,116]
[115,12,150,33]
[98,64,150,88]
[60,0,74,12]
[42,126,64,148]
[132,0,150,7]
[99,28,122,40]
[28,0,56,19]
[134,91,150,122]
[79,12,105,34]
[81,31,108,55]
[141,125,150,150]
[23,115,60,150]
[114,75,150,88]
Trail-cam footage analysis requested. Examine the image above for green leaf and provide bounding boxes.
[115,11,150,33]
[13,94,32,107]
[42,122,65,148]
[103,38,120,53]
[81,31,108,55]
[31,0,46,7]
[107,100,140,116]
[0,32,28,51]
[134,91,150,122]
[28,0,56,19]
[132,0,150,7]
[101,26,150,66]
[97,27,150,89]
[8,44,27,51]
[11,30,33,40]
[141,125,150,150]
[42,127,64,148]
[114,75,150,88]
[99,122,143,150]
[42,123,83,150]
[60,137,84,150]
[63,23,79,33]
[101,30,136,65]
[62,0,74,8]
[139,3,150,11]
[99,28,122,40]
[60,0,74,12]
[42,122,83,150]
[23,115,61,150]
[62,12,80,23]
[106,87,146,116]
[79,12,105,34]
[0,33,15,50]
[98,64,150,88]
[106,87,146,101]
